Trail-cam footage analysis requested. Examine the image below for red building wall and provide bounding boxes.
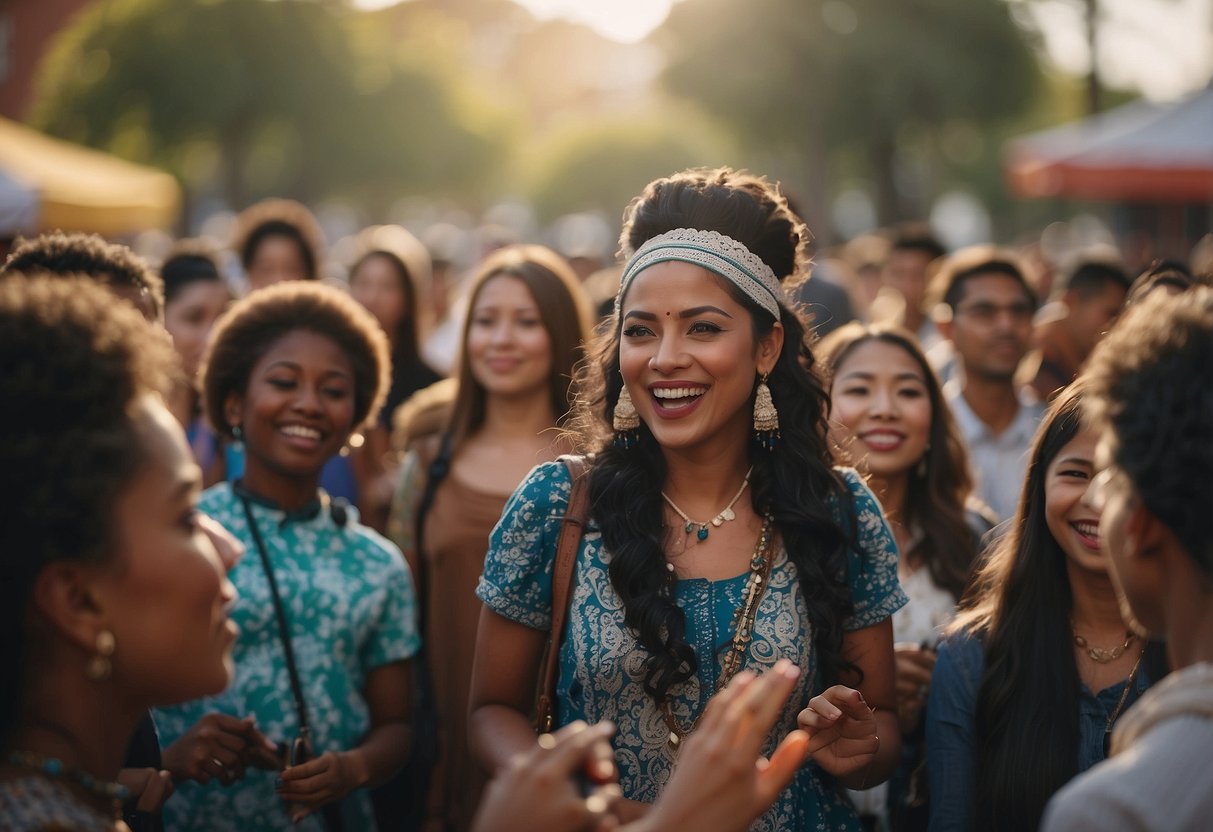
[0,0,95,120]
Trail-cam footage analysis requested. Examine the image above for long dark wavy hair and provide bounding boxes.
[570,167,858,704]
[818,322,982,600]
[947,384,1166,830]
[947,386,1086,831]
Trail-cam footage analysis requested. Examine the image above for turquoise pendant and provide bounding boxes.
[685,522,694,534]
[697,525,709,541]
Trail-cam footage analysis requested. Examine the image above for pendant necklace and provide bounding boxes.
[662,467,753,542]
[1072,622,1137,663]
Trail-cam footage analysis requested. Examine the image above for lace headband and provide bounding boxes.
[615,228,784,319]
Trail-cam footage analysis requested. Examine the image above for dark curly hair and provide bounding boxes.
[0,276,176,748]
[201,281,391,439]
[570,167,857,704]
[1,231,165,322]
[817,322,983,601]
[1084,286,1213,577]
[160,238,227,304]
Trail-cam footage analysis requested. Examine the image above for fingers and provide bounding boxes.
[134,769,175,813]
[756,730,809,802]
[536,720,617,782]
[696,670,756,734]
[725,661,800,756]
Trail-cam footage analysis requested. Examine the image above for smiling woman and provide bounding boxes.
[154,282,422,832]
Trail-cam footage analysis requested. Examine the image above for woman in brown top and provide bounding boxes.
[388,245,593,831]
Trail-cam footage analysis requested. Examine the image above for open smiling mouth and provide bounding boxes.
[651,386,707,416]
[279,424,325,449]
[1071,520,1100,549]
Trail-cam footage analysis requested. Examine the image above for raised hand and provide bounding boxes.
[797,685,880,780]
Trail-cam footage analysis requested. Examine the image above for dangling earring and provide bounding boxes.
[230,424,243,442]
[86,630,116,681]
[613,385,640,448]
[916,443,931,479]
[753,373,780,451]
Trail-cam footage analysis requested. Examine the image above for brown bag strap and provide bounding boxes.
[535,454,590,733]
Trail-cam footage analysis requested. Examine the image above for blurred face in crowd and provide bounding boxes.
[90,397,237,704]
[164,280,231,380]
[619,262,781,457]
[466,274,552,401]
[247,235,310,292]
[1065,282,1127,360]
[226,330,356,499]
[828,339,932,481]
[944,273,1034,381]
[349,253,408,339]
[1044,427,1105,577]
[883,249,935,324]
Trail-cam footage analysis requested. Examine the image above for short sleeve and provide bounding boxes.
[926,633,984,832]
[836,468,908,630]
[361,540,422,668]
[475,461,572,631]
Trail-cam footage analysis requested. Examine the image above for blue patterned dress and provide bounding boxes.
[477,463,906,832]
[155,483,421,831]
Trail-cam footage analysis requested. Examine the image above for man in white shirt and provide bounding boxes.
[933,246,1043,521]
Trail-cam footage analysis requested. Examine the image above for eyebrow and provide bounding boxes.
[1056,457,1093,467]
[838,370,926,383]
[624,305,734,321]
[265,360,351,379]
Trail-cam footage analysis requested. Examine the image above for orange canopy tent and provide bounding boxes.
[1005,85,1213,203]
[0,117,180,237]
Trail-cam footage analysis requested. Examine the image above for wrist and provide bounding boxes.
[341,749,371,790]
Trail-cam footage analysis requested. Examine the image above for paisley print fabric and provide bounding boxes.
[155,483,420,832]
[477,463,906,831]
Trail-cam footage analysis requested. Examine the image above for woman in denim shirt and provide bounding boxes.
[926,385,1166,832]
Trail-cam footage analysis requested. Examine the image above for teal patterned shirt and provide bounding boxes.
[477,463,906,832]
[155,483,420,832]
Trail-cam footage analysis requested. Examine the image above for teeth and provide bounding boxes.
[653,387,706,400]
[281,425,321,439]
[1074,522,1100,538]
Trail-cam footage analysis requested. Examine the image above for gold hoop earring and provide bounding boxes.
[753,373,780,450]
[86,630,116,681]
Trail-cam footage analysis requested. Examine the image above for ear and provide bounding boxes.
[1127,501,1170,562]
[756,321,784,376]
[31,561,111,655]
[936,316,953,343]
[224,391,244,435]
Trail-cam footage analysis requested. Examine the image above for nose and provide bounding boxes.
[199,513,245,572]
[867,387,897,418]
[292,383,323,415]
[648,332,690,374]
[489,319,516,346]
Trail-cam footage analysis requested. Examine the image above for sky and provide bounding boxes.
[352,0,1213,100]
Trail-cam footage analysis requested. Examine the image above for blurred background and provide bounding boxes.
[1,0,1210,270]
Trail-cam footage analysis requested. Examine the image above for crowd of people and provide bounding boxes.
[1,169,1211,832]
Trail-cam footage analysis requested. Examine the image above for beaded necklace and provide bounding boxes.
[5,751,129,820]
[659,514,775,750]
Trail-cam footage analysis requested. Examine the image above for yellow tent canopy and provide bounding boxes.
[0,117,180,236]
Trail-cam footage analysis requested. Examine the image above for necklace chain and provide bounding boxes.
[6,752,129,819]
[660,513,775,750]
[661,467,753,542]
[1104,649,1145,756]
[1073,625,1137,663]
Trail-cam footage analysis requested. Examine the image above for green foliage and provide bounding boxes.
[30,0,508,208]
[524,114,733,223]
[659,0,1044,224]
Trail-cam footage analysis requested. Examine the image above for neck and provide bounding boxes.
[1068,562,1130,637]
[240,464,322,512]
[960,370,1019,434]
[1162,562,1213,669]
[479,390,559,441]
[904,307,924,333]
[164,381,197,430]
[662,438,752,514]
[13,667,142,788]
[868,472,908,522]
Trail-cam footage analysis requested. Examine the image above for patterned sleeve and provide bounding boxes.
[475,460,572,631]
[836,467,908,631]
[362,539,423,668]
